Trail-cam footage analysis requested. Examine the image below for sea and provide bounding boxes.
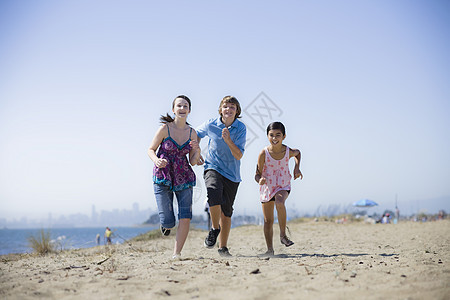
[0,226,159,255]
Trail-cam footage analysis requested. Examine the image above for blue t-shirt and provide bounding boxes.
[196,117,247,182]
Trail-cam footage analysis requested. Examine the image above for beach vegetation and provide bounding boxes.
[131,228,164,242]
[290,215,364,224]
[27,229,55,255]
[131,226,205,242]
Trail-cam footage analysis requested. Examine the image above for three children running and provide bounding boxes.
[148,95,302,258]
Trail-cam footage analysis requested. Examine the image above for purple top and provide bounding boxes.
[153,126,196,191]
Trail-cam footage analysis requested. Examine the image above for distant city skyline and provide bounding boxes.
[0,203,153,229]
[1,195,448,229]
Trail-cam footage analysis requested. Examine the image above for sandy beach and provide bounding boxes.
[1,220,449,300]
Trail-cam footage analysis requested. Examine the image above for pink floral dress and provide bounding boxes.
[260,146,291,202]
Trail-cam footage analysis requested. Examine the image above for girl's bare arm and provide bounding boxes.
[188,130,201,166]
[255,149,266,185]
[289,148,303,180]
[148,125,168,168]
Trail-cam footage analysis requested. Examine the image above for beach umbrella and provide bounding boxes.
[353,199,378,207]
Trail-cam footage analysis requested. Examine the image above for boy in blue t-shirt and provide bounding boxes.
[196,96,246,257]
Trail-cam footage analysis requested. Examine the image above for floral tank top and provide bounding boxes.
[153,126,196,191]
[260,146,291,202]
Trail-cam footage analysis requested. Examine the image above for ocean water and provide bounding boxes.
[0,227,157,255]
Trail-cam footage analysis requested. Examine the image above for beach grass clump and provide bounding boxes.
[130,226,206,242]
[27,229,55,255]
[130,229,164,242]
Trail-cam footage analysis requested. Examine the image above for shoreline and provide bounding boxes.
[0,219,445,257]
[0,226,158,257]
[1,220,449,299]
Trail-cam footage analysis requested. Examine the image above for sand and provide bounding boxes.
[1,220,449,300]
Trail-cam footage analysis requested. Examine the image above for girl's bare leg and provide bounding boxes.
[262,201,275,252]
[274,191,289,237]
[173,218,190,255]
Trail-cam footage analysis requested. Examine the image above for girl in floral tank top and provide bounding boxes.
[260,145,292,202]
[255,122,303,256]
[153,126,196,191]
[148,95,201,259]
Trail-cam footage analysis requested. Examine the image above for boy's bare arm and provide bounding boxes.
[222,128,243,160]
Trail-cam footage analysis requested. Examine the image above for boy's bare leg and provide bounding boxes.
[209,205,221,229]
[262,201,275,251]
[219,212,231,248]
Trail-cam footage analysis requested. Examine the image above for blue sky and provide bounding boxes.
[0,0,449,222]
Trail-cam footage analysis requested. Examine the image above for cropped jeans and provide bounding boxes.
[153,184,193,229]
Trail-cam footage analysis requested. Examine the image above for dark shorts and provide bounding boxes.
[204,169,240,217]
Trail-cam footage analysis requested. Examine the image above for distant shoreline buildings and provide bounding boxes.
[0,203,266,229]
[0,203,153,229]
[0,201,447,229]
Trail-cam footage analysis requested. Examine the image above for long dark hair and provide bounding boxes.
[266,121,286,135]
[160,95,191,124]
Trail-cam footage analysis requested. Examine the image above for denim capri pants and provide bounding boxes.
[153,184,193,229]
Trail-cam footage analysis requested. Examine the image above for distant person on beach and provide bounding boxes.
[395,206,400,223]
[196,96,246,257]
[381,213,391,224]
[105,227,112,245]
[148,95,201,259]
[96,233,100,245]
[255,121,303,256]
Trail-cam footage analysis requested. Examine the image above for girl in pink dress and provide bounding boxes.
[255,122,303,256]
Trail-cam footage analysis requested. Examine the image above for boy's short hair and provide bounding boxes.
[218,96,242,120]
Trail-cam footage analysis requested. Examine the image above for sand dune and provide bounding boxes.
[1,220,449,299]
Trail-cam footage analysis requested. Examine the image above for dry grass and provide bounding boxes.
[130,228,164,242]
[130,226,206,242]
[27,229,55,255]
[290,215,364,223]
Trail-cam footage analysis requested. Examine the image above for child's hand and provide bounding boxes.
[197,154,205,165]
[156,158,168,168]
[294,169,303,180]
[259,177,266,185]
[222,128,231,143]
[189,140,199,150]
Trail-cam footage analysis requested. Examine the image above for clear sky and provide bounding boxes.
[1,0,449,222]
